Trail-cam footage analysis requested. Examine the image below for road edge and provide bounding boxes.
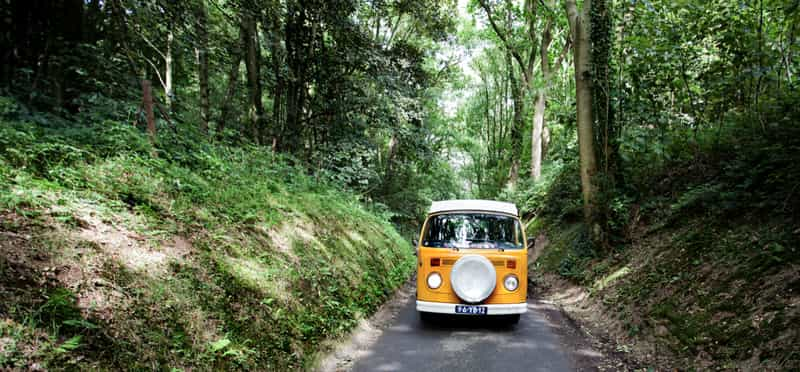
[314,278,417,372]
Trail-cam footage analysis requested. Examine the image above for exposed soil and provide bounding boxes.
[532,272,668,370]
[530,232,681,370]
[0,209,207,366]
[530,217,800,371]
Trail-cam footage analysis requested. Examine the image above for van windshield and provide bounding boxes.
[422,213,523,249]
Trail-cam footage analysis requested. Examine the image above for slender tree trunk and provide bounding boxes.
[566,0,598,227]
[195,1,210,134]
[784,22,795,83]
[531,21,554,181]
[542,125,551,160]
[283,1,308,153]
[264,2,285,147]
[508,51,524,187]
[84,0,101,43]
[531,92,545,180]
[1,1,13,88]
[165,28,174,113]
[219,29,245,137]
[218,56,241,137]
[242,12,264,143]
[386,134,398,178]
[142,79,156,142]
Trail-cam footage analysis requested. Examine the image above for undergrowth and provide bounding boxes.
[518,119,800,369]
[0,96,415,370]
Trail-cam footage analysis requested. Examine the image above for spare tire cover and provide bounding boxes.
[450,255,496,303]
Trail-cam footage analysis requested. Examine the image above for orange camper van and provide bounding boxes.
[415,200,528,324]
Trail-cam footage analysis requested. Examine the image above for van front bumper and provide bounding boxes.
[416,300,527,315]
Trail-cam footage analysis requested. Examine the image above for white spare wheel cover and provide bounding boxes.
[450,255,496,303]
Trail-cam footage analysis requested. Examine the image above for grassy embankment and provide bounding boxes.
[0,97,414,370]
[523,126,800,369]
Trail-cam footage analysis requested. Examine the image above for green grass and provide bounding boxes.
[0,106,415,369]
[526,128,800,369]
[533,207,799,369]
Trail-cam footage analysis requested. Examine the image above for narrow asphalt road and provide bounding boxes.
[350,294,604,372]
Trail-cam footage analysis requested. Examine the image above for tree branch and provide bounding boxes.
[135,25,167,60]
[523,0,538,81]
[554,37,571,67]
[479,0,527,78]
[140,53,166,90]
[386,13,404,47]
[209,0,237,26]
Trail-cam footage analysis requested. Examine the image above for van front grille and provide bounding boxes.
[441,259,505,267]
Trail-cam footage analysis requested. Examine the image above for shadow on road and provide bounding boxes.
[418,313,519,332]
[351,298,577,372]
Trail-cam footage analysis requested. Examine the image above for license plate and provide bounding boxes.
[455,305,488,315]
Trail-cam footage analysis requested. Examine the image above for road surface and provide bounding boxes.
[349,295,604,372]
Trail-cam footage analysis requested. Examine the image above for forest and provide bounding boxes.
[1,0,799,370]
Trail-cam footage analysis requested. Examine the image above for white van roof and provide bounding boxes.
[428,200,518,216]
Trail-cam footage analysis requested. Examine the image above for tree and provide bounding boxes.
[141,79,156,141]
[241,8,264,143]
[264,0,285,148]
[479,0,538,187]
[195,0,210,134]
[531,16,570,180]
[282,0,309,153]
[565,0,598,229]
[219,29,245,137]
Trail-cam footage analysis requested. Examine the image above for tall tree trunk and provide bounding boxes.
[218,29,245,137]
[386,134,398,179]
[530,92,545,180]
[195,1,210,134]
[142,79,156,142]
[242,12,264,143]
[531,21,554,181]
[52,0,83,111]
[542,125,551,160]
[84,0,101,43]
[218,56,241,136]
[566,0,598,228]
[507,52,524,186]
[283,1,308,153]
[165,28,174,113]
[264,1,284,148]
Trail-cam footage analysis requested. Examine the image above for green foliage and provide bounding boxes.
[2,0,461,238]
[556,226,596,282]
[0,98,416,369]
[35,288,82,333]
[505,159,582,221]
[54,335,83,354]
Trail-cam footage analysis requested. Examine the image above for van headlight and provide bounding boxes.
[503,274,519,291]
[427,272,442,289]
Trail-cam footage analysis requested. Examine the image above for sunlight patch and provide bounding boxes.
[267,217,318,260]
[222,256,289,302]
[592,266,631,292]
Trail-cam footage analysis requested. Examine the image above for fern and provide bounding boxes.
[54,335,82,353]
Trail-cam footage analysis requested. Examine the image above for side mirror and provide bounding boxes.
[527,237,536,248]
[412,238,418,256]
